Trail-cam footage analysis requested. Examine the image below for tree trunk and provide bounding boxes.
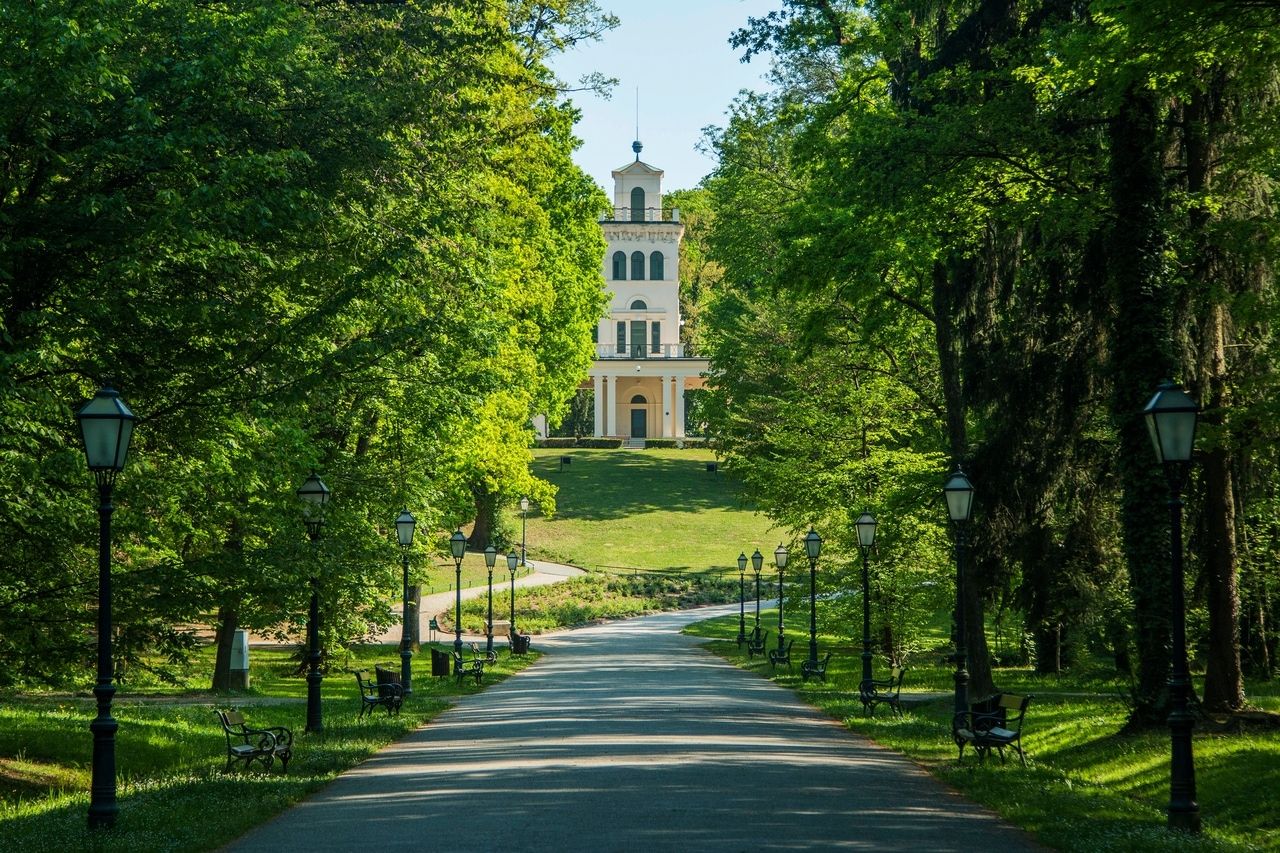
[1107,83,1176,726]
[471,486,495,549]
[1186,79,1245,712]
[211,606,238,692]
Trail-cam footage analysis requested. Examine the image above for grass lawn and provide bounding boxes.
[517,447,778,572]
[687,613,1280,852]
[0,644,536,852]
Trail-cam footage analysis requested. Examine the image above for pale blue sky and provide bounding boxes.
[549,1,778,193]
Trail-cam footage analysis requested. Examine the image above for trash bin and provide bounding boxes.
[430,647,451,678]
[230,629,250,690]
[512,634,530,655]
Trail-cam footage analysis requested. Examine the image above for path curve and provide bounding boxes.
[227,604,1042,853]
[370,557,584,645]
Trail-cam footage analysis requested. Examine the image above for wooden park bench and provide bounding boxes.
[859,666,907,717]
[745,628,768,658]
[469,642,498,668]
[453,649,485,685]
[768,638,795,670]
[953,693,1033,766]
[215,709,292,774]
[800,651,832,683]
[355,667,403,719]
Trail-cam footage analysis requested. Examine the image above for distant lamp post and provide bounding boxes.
[751,549,764,634]
[736,552,748,645]
[450,529,467,667]
[1144,380,1202,834]
[295,471,331,735]
[943,468,974,718]
[774,543,789,654]
[520,497,530,567]
[507,549,519,635]
[76,386,136,830]
[395,509,417,695]
[804,528,823,667]
[855,512,878,694]
[484,544,497,654]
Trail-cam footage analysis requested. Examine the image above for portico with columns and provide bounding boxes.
[586,141,708,440]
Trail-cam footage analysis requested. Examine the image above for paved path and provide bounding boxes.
[370,558,583,646]
[227,605,1041,853]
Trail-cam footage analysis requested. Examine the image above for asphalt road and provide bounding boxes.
[226,605,1042,852]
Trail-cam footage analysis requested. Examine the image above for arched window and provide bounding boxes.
[630,187,645,221]
[630,299,647,310]
[630,251,645,280]
[612,251,626,280]
[649,251,665,280]
[630,394,647,404]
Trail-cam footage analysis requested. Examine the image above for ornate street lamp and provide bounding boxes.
[1144,380,1202,834]
[774,543,789,654]
[736,552,748,645]
[297,471,331,734]
[943,468,974,718]
[804,528,823,668]
[450,529,467,668]
[751,549,764,635]
[395,509,416,694]
[76,386,136,829]
[484,544,497,655]
[520,497,530,567]
[507,549,519,636]
[855,512,878,695]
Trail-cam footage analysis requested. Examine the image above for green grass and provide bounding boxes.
[0,645,536,852]
[518,448,777,571]
[460,571,738,634]
[688,613,1280,852]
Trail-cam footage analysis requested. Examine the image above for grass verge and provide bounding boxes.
[0,644,536,852]
[687,612,1280,852]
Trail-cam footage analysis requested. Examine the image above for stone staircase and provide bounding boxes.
[623,438,646,450]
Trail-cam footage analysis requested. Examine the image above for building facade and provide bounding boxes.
[586,142,708,440]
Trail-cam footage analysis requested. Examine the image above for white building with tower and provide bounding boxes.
[584,141,708,441]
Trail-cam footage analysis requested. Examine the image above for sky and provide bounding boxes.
[548,1,779,194]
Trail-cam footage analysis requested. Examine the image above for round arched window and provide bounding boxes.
[630,395,647,404]
[630,299,647,310]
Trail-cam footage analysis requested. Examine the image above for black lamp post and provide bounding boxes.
[943,469,974,719]
[774,543,789,654]
[76,386,136,830]
[484,544,497,655]
[396,509,416,694]
[804,528,823,667]
[1144,380,1202,834]
[751,549,763,634]
[736,552,748,645]
[520,497,530,567]
[297,472,331,734]
[507,549,519,634]
[450,529,466,668]
[855,512,878,694]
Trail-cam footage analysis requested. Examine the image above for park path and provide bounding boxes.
[367,557,583,646]
[226,604,1042,853]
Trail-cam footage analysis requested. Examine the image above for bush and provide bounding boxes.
[533,437,623,448]
[643,438,708,449]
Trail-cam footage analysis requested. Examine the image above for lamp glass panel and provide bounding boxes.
[76,389,136,471]
[450,530,467,559]
[751,549,763,571]
[395,510,416,546]
[774,544,788,569]
[856,513,877,548]
[738,552,747,571]
[805,529,822,559]
[520,497,530,512]
[507,551,519,570]
[943,472,974,522]
[1143,384,1199,463]
[484,545,497,568]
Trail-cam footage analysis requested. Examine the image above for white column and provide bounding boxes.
[675,377,687,438]
[593,373,604,438]
[605,374,617,436]
[661,375,672,438]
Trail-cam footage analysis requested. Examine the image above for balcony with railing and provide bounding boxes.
[595,343,700,360]
[600,207,682,224]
